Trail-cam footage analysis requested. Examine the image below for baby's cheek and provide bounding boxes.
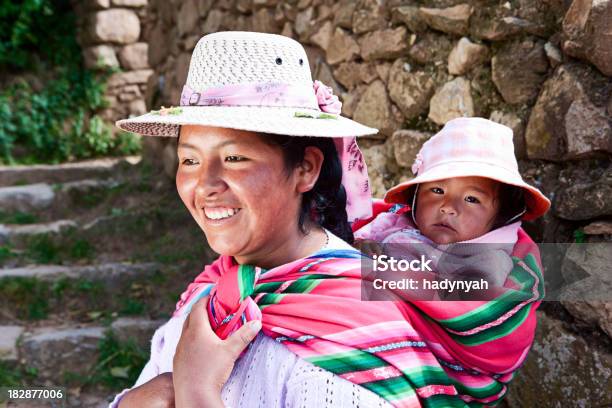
[463,215,492,238]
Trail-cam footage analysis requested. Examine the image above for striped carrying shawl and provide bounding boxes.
[174,231,543,407]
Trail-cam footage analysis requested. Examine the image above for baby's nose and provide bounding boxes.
[439,204,457,215]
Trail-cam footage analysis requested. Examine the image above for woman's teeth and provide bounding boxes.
[204,207,241,220]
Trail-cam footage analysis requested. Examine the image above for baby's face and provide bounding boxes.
[414,177,500,244]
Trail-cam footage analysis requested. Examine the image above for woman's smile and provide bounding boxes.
[203,206,242,221]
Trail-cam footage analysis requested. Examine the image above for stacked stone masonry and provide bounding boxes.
[75,0,612,405]
[139,0,611,238]
[74,0,152,125]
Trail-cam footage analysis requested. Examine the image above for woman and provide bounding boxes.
[115,124,391,407]
[111,32,544,407]
[111,31,389,407]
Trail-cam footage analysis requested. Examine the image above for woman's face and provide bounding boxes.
[414,176,500,244]
[176,125,319,266]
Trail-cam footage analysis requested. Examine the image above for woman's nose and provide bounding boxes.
[195,161,226,198]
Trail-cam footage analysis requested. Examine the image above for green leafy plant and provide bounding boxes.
[0,211,39,224]
[0,361,38,388]
[0,0,141,164]
[0,0,55,70]
[0,245,16,263]
[0,277,50,319]
[0,275,129,321]
[120,298,145,316]
[93,331,148,389]
[69,239,94,260]
[23,233,95,264]
[62,331,148,389]
[573,229,586,243]
[26,234,60,264]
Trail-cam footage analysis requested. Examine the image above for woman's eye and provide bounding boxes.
[181,158,197,166]
[465,196,481,204]
[430,187,444,194]
[225,155,245,162]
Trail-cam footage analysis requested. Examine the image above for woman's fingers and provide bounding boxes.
[174,295,261,406]
[187,295,213,331]
[184,293,261,356]
[226,320,262,358]
[184,294,260,348]
[355,239,385,257]
[373,242,384,256]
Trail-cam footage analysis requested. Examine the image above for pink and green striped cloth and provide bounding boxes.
[174,229,543,407]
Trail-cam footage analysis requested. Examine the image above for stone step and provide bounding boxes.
[0,156,140,186]
[1,204,191,250]
[0,262,173,323]
[0,325,24,361]
[0,261,159,282]
[0,178,124,217]
[0,219,78,246]
[0,183,54,213]
[17,317,164,385]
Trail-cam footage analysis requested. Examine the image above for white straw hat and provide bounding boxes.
[116,31,378,138]
[116,31,377,223]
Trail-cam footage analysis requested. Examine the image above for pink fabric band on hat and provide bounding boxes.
[179,80,372,223]
[180,82,319,110]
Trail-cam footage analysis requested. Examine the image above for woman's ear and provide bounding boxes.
[295,146,324,193]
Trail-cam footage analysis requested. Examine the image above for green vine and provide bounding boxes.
[0,0,141,164]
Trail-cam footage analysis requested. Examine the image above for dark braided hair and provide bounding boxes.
[260,133,354,244]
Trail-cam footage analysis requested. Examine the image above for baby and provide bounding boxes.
[355,117,550,291]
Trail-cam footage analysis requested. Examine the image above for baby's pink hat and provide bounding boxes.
[385,117,550,221]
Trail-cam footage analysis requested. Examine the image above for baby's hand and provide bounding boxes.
[354,239,384,257]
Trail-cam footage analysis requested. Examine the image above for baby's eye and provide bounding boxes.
[465,196,481,204]
[181,158,198,166]
[225,155,245,162]
[430,187,444,194]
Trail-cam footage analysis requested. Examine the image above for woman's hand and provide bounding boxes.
[118,372,175,408]
[354,239,384,257]
[173,295,262,407]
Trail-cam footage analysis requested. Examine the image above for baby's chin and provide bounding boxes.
[421,227,458,245]
[428,231,483,245]
[430,235,458,245]
[425,229,471,245]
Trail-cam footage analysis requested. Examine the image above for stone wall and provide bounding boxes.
[140,0,611,240]
[73,0,152,125]
[130,1,611,404]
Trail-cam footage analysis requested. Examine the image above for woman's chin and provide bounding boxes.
[206,238,242,256]
[200,227,255,259]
